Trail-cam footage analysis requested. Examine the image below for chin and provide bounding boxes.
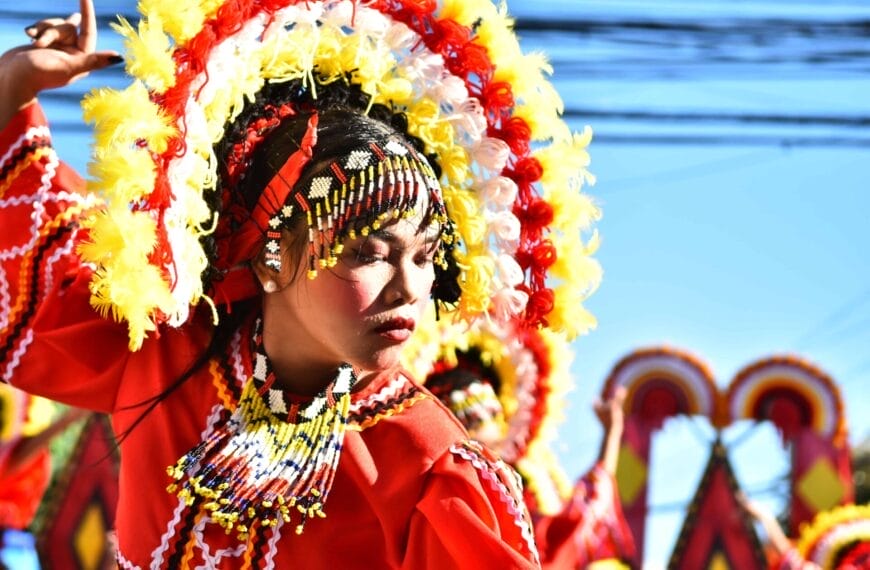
[354,349,403,376]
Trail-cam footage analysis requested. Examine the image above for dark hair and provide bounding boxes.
[207,77,459,301]
[426,348,501,401]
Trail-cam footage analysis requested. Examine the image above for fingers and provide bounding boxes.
[78,0,98,53]
[613,386,627,406]
[29,15,81,49]
[70,51,124,77]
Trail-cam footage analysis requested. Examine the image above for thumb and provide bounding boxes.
[74,50,124,74]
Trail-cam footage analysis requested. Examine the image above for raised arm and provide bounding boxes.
[0,0,131,410]
[0,0,121,127]
[594,387,626,476]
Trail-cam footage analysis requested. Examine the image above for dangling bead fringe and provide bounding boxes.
[167,364,356,537]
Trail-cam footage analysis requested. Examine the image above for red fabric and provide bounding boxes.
[533,464,636,569]
[0,421,51,530]
[0,104,540,569]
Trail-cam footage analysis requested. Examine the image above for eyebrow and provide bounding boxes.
[368,228,441,247]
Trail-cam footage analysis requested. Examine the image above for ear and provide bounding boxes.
[251,252,282,290]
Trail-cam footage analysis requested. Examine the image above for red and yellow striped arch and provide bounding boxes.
[602,346,722,427]
[727,355,845,443]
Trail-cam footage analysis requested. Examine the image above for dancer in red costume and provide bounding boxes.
[743,499,870,570]
[0,0,600,567]
[413,319,637,569]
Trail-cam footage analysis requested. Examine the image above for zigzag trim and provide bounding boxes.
[209,359,235,410]
[148,496,187,570]
[169,500,203,569]
[115,551,141,570]
[450,441,540,566]
[262,518,282,569]
[349,375,413,414]
[0,199,89,355]
[0,143,52,194]
[348,385,426,431]
[0,125,50,170]
[0,225,71,373]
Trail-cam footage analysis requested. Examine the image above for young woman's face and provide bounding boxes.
[261,207,440,383]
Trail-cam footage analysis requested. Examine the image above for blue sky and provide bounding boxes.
[3,1,869,568]
[505,1,870,567]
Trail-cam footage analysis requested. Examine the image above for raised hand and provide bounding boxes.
[594,386,627,475]
[594,386,626,434]
[0,0,122,126]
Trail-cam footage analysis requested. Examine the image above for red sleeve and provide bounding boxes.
[403,440,541,569]
[535,462,636,569]
[0,103,130,412]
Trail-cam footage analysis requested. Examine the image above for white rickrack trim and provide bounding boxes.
[149,495,188,569]
[41,235,77,298]
[0,125,50,167]
[116,549,142,570]
[149,403,225,568]
[449,442,540,565]
[349,374,410,415]
[262,518,283,570]
[228,327,246,390]
[1,326,32,383]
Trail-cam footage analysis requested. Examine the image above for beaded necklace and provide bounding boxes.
[167,318,357,537]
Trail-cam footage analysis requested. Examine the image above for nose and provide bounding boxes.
[385,257,431,306]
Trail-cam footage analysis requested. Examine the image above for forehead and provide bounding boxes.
[352,214,441,247]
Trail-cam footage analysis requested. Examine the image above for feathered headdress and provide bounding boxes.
[80,0,602,350]
[404,309,576,515]
[794,504,870,569]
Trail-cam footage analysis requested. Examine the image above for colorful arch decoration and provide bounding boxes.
[604,349,855,564]
[602,346,720,429]
[728,356,853,535]
[728,355,846,444]
[601,346,719,563]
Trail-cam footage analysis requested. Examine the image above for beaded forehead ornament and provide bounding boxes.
[262,133,448,278]
[80,0,602,351]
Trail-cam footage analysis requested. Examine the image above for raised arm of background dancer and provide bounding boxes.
[739,494,795,558]
[593,387,627,476]
[0,0,121,128]
[3,407,91,475]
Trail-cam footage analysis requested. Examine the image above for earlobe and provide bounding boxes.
[251,256,281,293]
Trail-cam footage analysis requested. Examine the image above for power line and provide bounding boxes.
[591,133,870,147]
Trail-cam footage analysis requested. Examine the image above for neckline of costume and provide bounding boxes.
[250,317,405,419]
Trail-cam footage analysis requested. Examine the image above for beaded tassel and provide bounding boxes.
[262,137,449,278]
[167,326,356,537]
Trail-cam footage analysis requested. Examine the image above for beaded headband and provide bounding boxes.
[81,0,602,350]
[263,135,449,278]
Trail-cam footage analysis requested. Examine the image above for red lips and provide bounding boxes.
[373,317,416,342]
[373,317,416,334]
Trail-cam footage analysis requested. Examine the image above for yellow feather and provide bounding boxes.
[549,285,598,339]
[86,146,156,204]
[139,0,207,44]
[78,207,158,265]
[111,15,176,93]
[82,82,175,152]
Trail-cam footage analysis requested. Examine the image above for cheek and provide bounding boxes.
[317,271,384,315]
